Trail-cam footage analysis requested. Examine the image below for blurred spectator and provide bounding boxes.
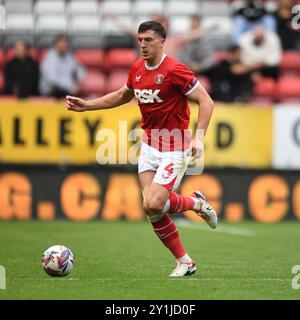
[239,26,282,80]
[40,35,86,99]
[232,0,276,43]
[4,40,39,98]
[179,15,215,74]
[201,45,258,103]
[273,0,300,50]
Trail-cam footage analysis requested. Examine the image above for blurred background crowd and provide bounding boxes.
[0,0,300,103]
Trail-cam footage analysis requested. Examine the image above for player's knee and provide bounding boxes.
[144,196,165,214]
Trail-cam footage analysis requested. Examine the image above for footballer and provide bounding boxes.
[66,21,217,277]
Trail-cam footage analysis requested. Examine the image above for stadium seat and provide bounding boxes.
[35,15,67,34]
[165,0,199,16]
[69,15,101,34]
[5,0,33,14]
[75,49,105,71]
[101,16,133,36]
[229,0,245,14]
[68,0,100,16]
[71,35,103,49]
[280,51,300,75]
[102,0,131,16]
[105,49,137,70]
[134,15,151,30]
[0,70,4,93]
[275,76,300,102]
[169,16,191,35]
[6,13,34,32]
[106,70,129,93]
[265,1,278,12]
[80,71,106,96]
[0,49,4,68]
[132,0,165,16]
[201,1,230,16]
[202,16,233,35]
[102,34,136,50]
[253,77,275,101]
[34,0,66,15]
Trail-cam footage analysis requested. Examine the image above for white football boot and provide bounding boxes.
[169,261,197,277]
[192,191,218,229]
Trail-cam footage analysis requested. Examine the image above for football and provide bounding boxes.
[41,245,74,277]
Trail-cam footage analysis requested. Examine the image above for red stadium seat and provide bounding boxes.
[75,49,105,71]
[0,49,4,69]
[280,51,300,75]
[0,71,4,92]
[253,77,275,100]
[5,47,38,62]
[80,71,106,96]
[275,76,300,102]
[105,49,137,70]
[106,70,129,93]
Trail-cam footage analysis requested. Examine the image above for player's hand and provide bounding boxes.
[189,138,203,159]
[66,95,88,112]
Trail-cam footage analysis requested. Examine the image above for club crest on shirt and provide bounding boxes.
[155,74,164,84]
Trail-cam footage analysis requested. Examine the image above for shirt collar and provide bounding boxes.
[145,54,167,70]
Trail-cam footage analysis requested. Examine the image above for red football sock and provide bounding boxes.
[167,192,196,213]
[151,214,186,259]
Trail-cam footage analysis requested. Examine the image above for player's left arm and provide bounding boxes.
[187,83,214,158]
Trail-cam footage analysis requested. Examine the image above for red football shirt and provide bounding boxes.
[126,54,199,151]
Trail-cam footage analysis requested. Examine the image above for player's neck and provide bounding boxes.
[145,53,166,70]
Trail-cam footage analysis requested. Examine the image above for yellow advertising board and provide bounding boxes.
[0,100,272,168]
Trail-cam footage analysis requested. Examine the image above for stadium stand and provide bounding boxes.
[80,70,106,96]
[0,0,299,102]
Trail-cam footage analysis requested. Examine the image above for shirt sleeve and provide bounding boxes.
[172,63,200,96]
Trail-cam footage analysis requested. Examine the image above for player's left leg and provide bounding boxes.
[154,155,218,229]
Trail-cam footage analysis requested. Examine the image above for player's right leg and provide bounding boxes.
[139,172,196,277]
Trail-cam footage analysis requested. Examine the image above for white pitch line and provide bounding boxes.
[176,219,255,237]
[8,277,290,282]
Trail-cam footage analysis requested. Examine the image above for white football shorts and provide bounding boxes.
[138,142,190,191]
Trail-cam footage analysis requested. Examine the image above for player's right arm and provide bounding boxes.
[66,86,135,112]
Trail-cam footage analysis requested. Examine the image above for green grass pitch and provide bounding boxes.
[0,220,300,300]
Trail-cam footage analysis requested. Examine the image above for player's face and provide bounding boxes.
[137,30,165,62]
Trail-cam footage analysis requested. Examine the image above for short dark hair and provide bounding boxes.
[138,21,166,39]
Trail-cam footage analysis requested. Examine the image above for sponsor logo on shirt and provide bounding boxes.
[135,75,141,81]
[134,89,163,103]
